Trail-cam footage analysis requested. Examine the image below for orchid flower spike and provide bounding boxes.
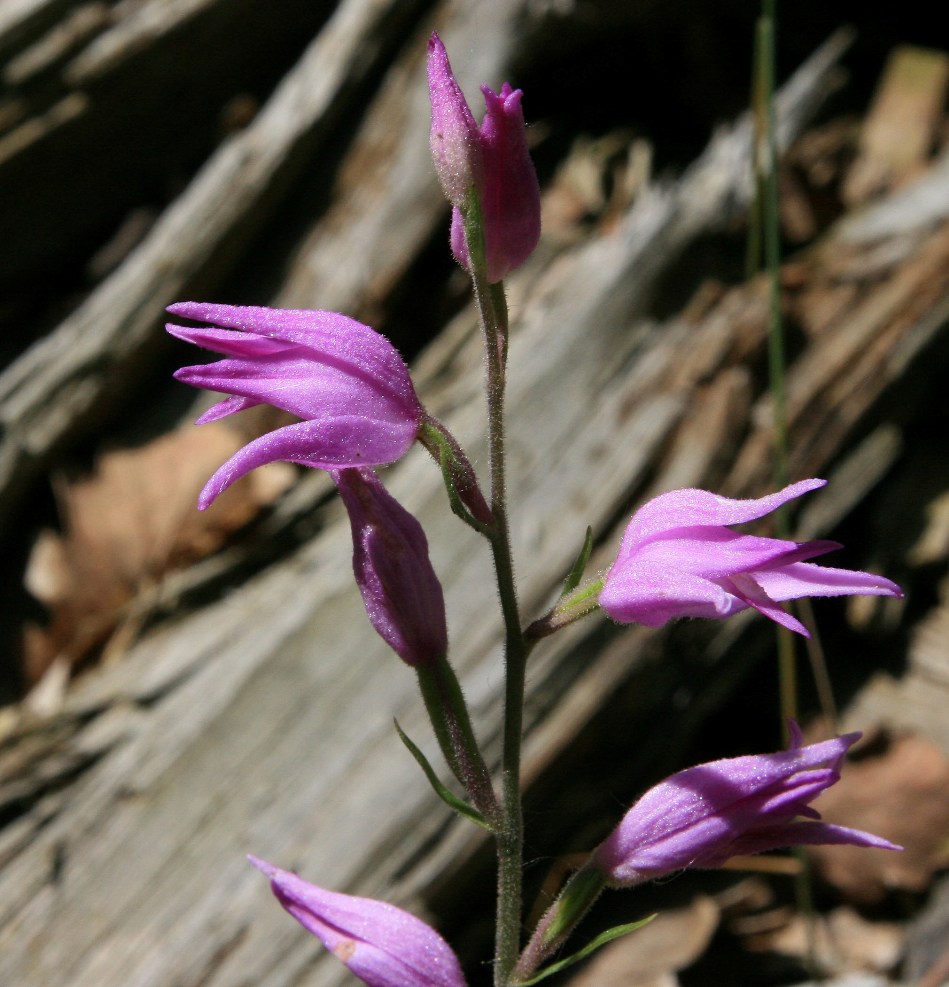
[333,467,448,667]
[599,478,902,636]
[592,723,901,887]
[167,303,423,509]
[427,32,541,283]
[249,857,468,987]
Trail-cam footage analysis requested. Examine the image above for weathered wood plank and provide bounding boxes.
[0,0,430,531]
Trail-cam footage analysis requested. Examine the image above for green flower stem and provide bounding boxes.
[754,2,818,964]
[417,661,501,827]
[463,191,531,987]
[754,2,800,734]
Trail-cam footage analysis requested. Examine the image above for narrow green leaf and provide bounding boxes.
[516,915,657,986]
[393,720,491,829]
[561,526,594,596]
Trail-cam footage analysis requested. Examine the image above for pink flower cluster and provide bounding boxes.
[250,726,898,986]
[168,303,443,668]
[164,33,902,987]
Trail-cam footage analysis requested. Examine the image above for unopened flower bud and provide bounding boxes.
[427,33,482,207]
[334,467,448,667]
[427,33,540,283]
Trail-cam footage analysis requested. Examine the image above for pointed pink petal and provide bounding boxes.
[752,561,904,601]
[194,394,261,424]
[621,479,826,553]
[198,418,416,509]
[611,735,859,831]
[787,719,805,749]
[174,346,420,427]
[722,820,903,858]
[634,528,840,581]
[729,572,810,636]
[168,302,371,347]
[168,306,417,406]
[752,771,838,816]
[166,323,290,357]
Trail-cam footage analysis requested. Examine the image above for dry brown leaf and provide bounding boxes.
[22,423,294,685]
[808,732,949,902]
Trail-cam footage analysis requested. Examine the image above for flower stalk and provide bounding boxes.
[462,194,530,986]
[417,660,501,827]
[418,416,494,532]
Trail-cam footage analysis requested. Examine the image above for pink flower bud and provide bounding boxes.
[249,856,467,987]
[427,33,540,283]
[333,467,448,667]
[599,479,902,636]
[166,302,423,509]
[427,33,482,208]
[592,724,900,887]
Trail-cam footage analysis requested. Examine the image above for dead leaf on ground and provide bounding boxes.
[22,423,294,687]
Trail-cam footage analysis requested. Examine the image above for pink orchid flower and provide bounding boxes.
[599,479,902,636]
[167,302,423,509]
[593,722,900,887]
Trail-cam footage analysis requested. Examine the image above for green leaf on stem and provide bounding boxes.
[393,720,491,829]
[515,915,657,986]
[561,526,594,596]
[435,447,491,534]
[418,419,493,535]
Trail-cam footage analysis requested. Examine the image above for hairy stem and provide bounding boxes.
[464,196,529,985]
